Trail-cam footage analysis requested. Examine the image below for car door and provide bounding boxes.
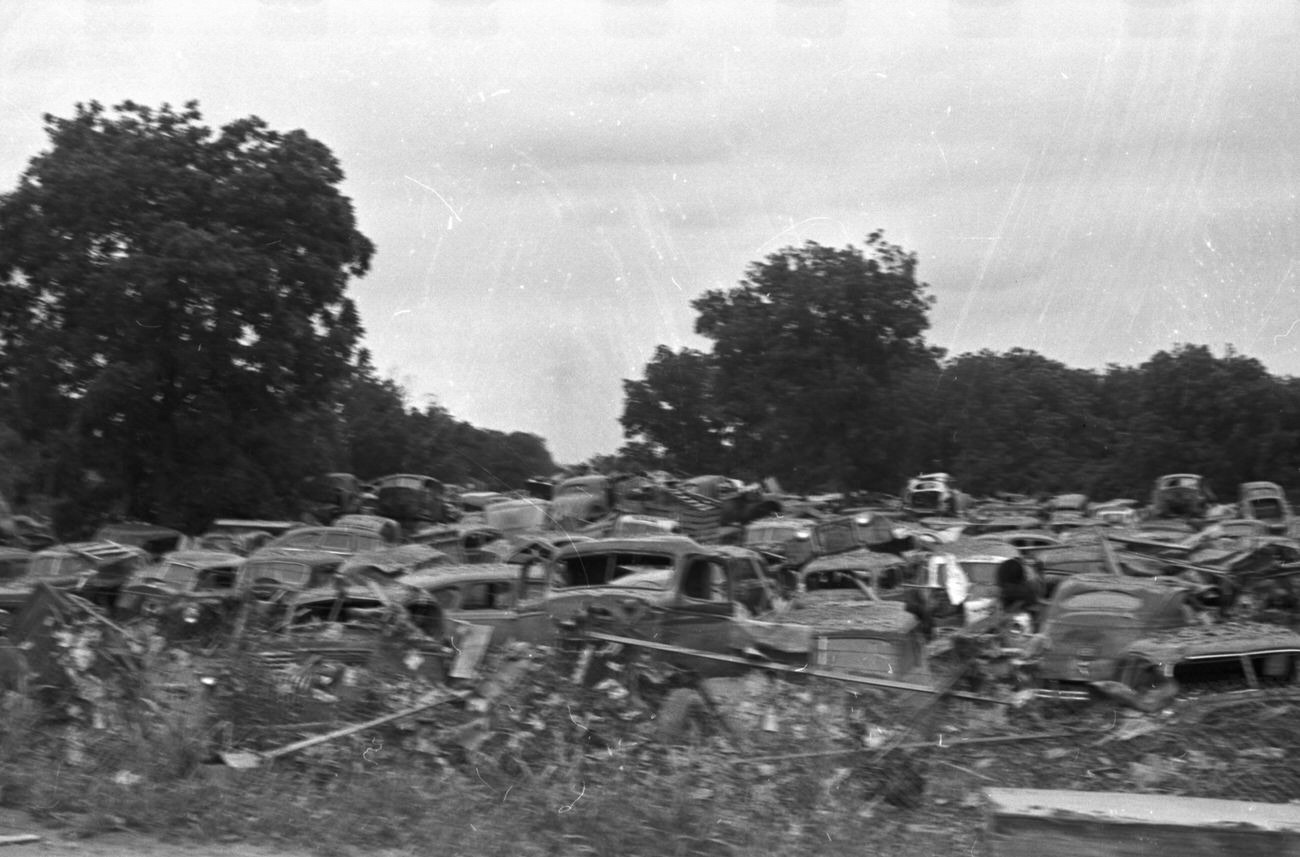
[444,578,518,643]
[658,555,736,655]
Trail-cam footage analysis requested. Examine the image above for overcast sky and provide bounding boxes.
[2,0,1297,464]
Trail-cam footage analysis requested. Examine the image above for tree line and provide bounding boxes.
[0,101,552,537]
[618,237,1300,504]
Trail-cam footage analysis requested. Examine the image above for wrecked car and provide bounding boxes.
[1032,573,1300,703]
[510,536,779,647]
[373,473,453,530]
[902,472,970,517]
[395,563,520,643]
[300,471,365,524]
[1151,473,1215,519]
[548,474,617,531]
[1,541,148,617]
[254,525,391,559]
[676,475,784,527]
[237,548,346,601]
[1238,481,1293,535]
[115,549,246,640]
[896,539,1044,635]
[93,522,186,561]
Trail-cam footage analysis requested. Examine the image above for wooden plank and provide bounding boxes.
[985,788,1300,857]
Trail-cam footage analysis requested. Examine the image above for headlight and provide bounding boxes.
[182,604,200,623]
[855,515,871,526]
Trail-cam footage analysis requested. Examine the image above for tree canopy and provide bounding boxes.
[622,233,942,488]
[0,102,558,534]
[0,100,378,530]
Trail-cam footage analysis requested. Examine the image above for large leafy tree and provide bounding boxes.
[620,345,729,474]
[0,100,374,530]
[685,233,942,489]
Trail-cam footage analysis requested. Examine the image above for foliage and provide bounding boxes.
[623,233,942,490]
[0,101,373,532]
[622,232,1300,499]
[620,346,728,475]
[0,102,555,536]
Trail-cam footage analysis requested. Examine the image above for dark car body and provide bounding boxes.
[373,473,451,528]
[0,541,148,621]
[677,475,783,527]
[1035,573,1300,699]
[115,550,246,639]
[93,522,186,561]
[902,473,968,517]
[898,539,1044,632]
[1151,473,1214,519]
[237,549,346,601]
[548,474,616,531]
[301,472,365,524]
[511,536,776,646]
[395,563,521,643]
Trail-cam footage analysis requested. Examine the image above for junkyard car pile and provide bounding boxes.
[5,468,1300,742]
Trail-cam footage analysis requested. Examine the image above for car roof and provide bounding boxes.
[554,535,702,558]
[387,563,517,588]
[244,548,346,569]
[157,550,246,567]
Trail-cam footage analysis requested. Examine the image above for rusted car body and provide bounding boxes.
[1034,573,1300,701]
[676,475,783,527]
[902,473,969,517]
[1238,481,1292,535]
[896,539,1044,634]
[115,550,246,640]
[373,473,451,529]
[515,535,928,682]
[1151,473,1214,519]
[1,541,148,617]
[301,472,365,524]
[741,517,819,565]
[237,549,346,601]
[548,474,616,531]
[511,536,778,648]
[93,522,185,561]
[395,564,520,643]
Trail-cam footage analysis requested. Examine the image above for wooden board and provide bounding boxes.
[985,788,1300,857]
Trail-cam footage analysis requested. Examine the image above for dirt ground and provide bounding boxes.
[0,809,312,857]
